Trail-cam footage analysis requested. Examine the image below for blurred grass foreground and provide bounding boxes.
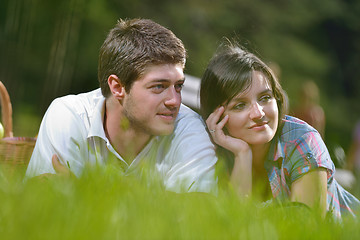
[0,164,359,240]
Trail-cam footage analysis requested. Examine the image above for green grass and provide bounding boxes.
[0,164,359,240]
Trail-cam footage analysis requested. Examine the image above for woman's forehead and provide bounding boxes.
[231,71,272,98]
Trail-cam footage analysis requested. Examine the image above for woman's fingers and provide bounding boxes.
[206,107,231,148]
[216,114,228,131]
[206,106,225,132]
[213,115,228,141]
[206,107,251,155]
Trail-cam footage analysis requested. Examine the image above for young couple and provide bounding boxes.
[26,18,359,219]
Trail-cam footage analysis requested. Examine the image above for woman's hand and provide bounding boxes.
[206,106,251,155]
[206,106,253,196]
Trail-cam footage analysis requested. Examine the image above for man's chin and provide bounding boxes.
[152,125,175,136]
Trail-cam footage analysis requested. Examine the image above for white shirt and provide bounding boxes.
[26,89,217,193]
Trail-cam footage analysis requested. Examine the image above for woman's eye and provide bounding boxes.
[233,102,246,110]
[260,95,273,102]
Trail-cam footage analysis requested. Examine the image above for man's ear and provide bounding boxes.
[108,74,126,99]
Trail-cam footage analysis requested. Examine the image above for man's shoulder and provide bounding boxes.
[167,104,208,139]
[176,104,204,127]
[177,104,202,120]
[43,88,104,131]
[50,88,103,115]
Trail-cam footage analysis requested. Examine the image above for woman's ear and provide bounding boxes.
[108,74,126,99]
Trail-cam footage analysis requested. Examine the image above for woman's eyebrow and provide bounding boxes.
[259,89,273,95]
[228,96,246,105]
[229,89,273,102]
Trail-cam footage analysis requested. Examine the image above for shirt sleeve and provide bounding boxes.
[25,98,88,178]
[287,130,334,183]
[162,110,218,194]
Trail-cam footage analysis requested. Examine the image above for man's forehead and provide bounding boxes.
[137,63,185,82]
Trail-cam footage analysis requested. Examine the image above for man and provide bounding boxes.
[25,18,217,193]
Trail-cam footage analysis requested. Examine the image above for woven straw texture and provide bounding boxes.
[0,81,36,174]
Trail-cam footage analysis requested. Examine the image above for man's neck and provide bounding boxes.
[104,98,151,165]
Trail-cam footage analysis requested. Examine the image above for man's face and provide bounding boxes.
[122,64,185,136]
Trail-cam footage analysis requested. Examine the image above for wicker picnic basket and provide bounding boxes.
[0,81,36,174]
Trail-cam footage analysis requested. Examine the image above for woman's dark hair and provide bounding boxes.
[200,40,288,173]
[200,40,288,129]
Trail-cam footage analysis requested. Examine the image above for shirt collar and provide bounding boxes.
[87,96,107,140]
[268,136,285,162]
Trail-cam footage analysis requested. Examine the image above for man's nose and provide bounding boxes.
[164,86,181,107]
[249,102,265,120]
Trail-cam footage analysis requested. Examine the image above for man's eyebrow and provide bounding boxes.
[149,78,185,83]
[174,77,185,83]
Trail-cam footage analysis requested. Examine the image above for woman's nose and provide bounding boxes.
[249,102,265,120]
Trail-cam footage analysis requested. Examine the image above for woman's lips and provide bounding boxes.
[249,122,268,130]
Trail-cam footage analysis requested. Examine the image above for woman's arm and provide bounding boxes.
[290,168,328,217]
[230,150,253,197]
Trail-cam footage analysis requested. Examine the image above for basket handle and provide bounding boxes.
[0,81,13,137]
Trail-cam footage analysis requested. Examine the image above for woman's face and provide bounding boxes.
[223,71,279,146]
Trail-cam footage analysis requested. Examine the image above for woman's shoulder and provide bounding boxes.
[280,115,318,139]
[276,115,325,152]
[276,117,334,182]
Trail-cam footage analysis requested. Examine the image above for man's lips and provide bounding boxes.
[157,111,177,120]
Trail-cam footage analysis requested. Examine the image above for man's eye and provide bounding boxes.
[175,83,184,92]
[154,84,164,89]
[152,84,165,93]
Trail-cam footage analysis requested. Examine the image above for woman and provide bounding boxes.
[200,40,359,219]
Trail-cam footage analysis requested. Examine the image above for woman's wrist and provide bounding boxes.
[233,148,252,163]
[231,153,253,197]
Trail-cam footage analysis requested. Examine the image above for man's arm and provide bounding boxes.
[25,98,87,178]
[31,155,73,181]
[52,154,73,176]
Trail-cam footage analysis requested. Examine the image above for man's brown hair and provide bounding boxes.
[98,18,186,97]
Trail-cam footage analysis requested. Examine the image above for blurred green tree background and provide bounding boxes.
[0,0,359,164]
